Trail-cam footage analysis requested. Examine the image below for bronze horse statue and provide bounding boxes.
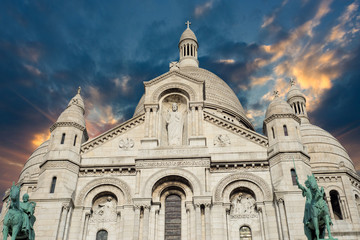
[2,183,36,240]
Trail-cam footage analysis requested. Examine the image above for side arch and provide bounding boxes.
[76,177,132,205]
[142,168,202,197]
[324,185,345,196]
[214,172,272,202]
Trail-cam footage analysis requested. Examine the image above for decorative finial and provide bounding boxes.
[273,90,279,98]
[185,20,191,28]
[77,86,81,94]
[290,78,296,86]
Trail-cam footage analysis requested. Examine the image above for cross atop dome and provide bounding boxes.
[290,78,296,86]
[273,90,279,98]
[185,20,191,28]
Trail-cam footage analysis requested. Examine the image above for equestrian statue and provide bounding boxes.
[293,162,337,240]
[2,183,36,240]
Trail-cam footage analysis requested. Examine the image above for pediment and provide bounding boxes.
[81,114,145,155]
[203,111,268,148]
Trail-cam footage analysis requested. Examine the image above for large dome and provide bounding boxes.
[19,140,49,181]
[133,66,253,129]
[300,123,356,172]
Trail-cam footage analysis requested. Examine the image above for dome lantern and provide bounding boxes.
[178,21,199,68]
[286,78,308,121]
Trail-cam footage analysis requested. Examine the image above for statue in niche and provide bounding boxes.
[91,196,117,222]
[166,103,183,146]
[230,192,256,216]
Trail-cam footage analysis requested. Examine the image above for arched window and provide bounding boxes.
[283,125,288,136]
[290,169,297,185]
[96,230,108,240]
[297,102,301,114]
[50,176,57,193]
[330,190,343,220]
[272,127,275,139]
[73,135,77,146]
[240,226,252,240]
[187,44,189,56]
[61,133,66,144]
[165,194,181,240]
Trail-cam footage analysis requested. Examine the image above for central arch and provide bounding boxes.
[142,168,202,197]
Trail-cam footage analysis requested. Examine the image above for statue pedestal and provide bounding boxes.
[189,136,206,146]
[141,138,159,149]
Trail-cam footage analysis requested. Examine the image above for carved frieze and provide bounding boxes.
[136,159,210,168]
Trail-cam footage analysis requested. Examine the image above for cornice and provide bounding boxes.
[264,113,301,124]
[144,69,204,87]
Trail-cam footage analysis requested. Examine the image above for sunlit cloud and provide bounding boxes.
[218,59,235,64]
[194,1,213,17]
[31,131,50,148]
[328,2,359,44]
[113,75,131,93]
[23,64,42,76]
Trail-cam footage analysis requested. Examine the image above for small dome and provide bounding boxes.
[179,27,198,45]
[287,80,305,101]
[265,95,293,119]
[300,123,356,172]
[19,140,49,181]
[57,91,86,127]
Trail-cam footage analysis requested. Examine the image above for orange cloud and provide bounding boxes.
[31,131,50,148]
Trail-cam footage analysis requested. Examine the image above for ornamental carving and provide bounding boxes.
[213,134,231,147]
[90,196,117,223]
[230,192,257,218]
[119,138,134,150]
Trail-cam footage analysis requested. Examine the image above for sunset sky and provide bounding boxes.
[0,0,359,203]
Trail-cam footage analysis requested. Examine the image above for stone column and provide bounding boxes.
[225,204,231,240]
[195,204,202,240]
[257,205,266,240]
[326,197,335,219]
[277,198,289,240]
[149,204,160,240]
[198,105,203,136]
[340,197,349,220]
[145,107,151,137]
[116,210,122,240]
[81,211,91,240]
[63,205,72,240]
[191,106,196,136]
[142,205,151,240]
[57,203,70,240]
[152,106,158,138]
[204,203,211,240]
[133,205,141,240]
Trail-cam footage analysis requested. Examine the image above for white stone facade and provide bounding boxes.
[1,25,360,240]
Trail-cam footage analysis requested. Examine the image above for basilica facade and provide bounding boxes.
[1,24,360,240]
